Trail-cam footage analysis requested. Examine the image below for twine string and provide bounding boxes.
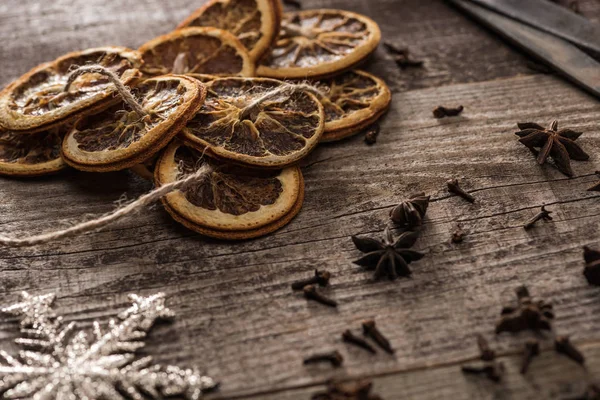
[64,65,146,117]
[0,165,213,247]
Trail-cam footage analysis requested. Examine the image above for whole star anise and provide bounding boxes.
[390,192,430,229]
[515,120,589,177]
[351,227,424,280]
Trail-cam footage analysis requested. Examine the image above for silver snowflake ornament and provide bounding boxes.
[0,291,218,399]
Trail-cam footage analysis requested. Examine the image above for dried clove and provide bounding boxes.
[390,192,430,229]
[496,286,554,334]
[523,206,553,230]
[364,123,380,145]
[588,171,600,192]
[342,329,377,354]
[433,105,464,119]
[520,339,540,374]
[476,334,496,361]
[383,42,424,69]
[303,351,344,368]
[311,379,382,400]
[583,246,600,285]
[555,336,585,365]
[447,178,475,203]
[461,361,505,382]
[303,285,338,307]
[395,57,424,69]
[362,320,394,354]
[383,42,408,56]
[291,270,331,290]
[451,224,466,244]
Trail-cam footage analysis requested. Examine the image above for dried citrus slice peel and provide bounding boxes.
[187,73,219,83]
[0,127,67,177]
[318,70,391,142]
[139,27,255,77]
[258,9,381,79]
[0,47,142,134]
[62,73,206,172]
[181,77,324,168]
[156,141,304,240]
[177,0,282,62]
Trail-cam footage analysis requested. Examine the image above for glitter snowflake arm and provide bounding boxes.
[0,292,218,399]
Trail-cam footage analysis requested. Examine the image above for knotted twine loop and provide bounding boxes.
[64,65,147,117]
[0,165,213,247]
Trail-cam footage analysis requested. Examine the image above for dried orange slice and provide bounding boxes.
[62,75,206,172]
[180,77,324,168]
[257,9,381,79]
[0,47,142,133]
[177,0,282,62]
[156,142,303,240]
[318,70,391,142]
[0,127,67,177]
[139,27,255,77]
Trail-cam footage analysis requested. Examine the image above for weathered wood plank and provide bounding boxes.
[3,0,600,94]
[244,341,600,400]
[1,73,600,398]
[2,0,600,399]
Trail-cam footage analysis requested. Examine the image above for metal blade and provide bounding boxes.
[448,0,600,100]
[465,0,600,58]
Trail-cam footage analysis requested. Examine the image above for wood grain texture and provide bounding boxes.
[1,0,600,399]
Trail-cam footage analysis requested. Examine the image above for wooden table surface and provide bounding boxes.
[2,0,600,399]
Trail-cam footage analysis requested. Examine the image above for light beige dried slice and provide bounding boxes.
[257,9,381,79]
[318,70,391,142]
[139,27,255,77]
[62,75,206,172]
[181,77,324,168]
[177,0,282,62]
[156,142,304,239]
[0,127,67,177]
[0,47,142,133]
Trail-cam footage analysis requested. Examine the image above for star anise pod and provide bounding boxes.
[496,286,554,334]
[583,246,600,285]
[351,227,424,280]
[515,120,589,177]
[390,192,430,229]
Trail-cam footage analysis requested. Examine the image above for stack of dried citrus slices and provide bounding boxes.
[0,0,391,240]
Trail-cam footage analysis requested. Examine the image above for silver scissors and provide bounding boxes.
[446,0,600,99]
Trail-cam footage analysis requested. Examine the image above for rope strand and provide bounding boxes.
[64,65,146,117]
[0,165,212,247]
